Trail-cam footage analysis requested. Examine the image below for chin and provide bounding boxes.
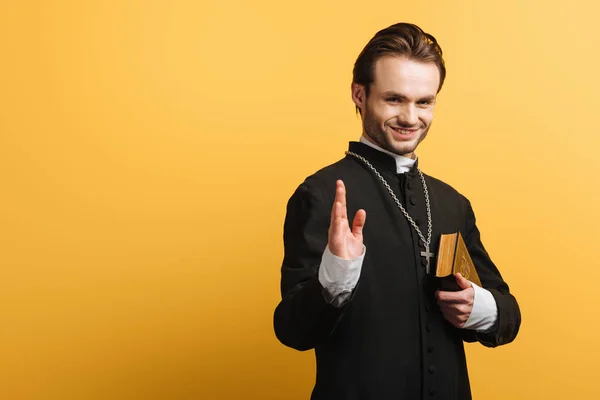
[394,147,417,158]
[387,141,418,156]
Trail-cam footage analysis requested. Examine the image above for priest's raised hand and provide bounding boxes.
[328,180,366,260]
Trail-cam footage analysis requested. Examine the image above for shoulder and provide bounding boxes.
[284,158,357,225]
[292,156,360,199]
[422,172,470,204]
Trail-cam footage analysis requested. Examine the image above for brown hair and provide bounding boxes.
[352,23,446,114]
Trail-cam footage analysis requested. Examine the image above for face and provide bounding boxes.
[352,56,440,159]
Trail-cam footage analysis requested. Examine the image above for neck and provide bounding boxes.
[361,134,415,160]
[359,135,417,174]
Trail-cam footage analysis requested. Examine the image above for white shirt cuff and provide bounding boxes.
[318,245,365,307]
[463,282,498,332]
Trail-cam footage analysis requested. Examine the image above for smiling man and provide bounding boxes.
[274,23,521,400]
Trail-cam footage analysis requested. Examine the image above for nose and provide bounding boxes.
[398,104,418,126]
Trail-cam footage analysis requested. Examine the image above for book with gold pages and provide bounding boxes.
[435,232,482,291]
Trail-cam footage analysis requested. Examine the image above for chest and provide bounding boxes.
[344,174,465,253]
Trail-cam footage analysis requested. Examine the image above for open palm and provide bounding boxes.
[328,180,367,260]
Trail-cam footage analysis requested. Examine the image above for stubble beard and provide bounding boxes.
[362,107,430,158]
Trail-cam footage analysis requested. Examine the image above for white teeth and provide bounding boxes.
[392,127,414,134]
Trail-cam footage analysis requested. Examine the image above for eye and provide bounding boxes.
[387,97,400,102]
[418,100,434,106]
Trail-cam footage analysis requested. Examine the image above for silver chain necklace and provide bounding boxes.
[346,151,435,273]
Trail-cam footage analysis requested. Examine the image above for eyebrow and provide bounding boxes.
[382,92,436,102]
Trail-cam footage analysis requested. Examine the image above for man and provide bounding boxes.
[273,23,521,400]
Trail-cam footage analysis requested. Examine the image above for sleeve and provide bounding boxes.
[460,199,521,347]
[462,282,498,332]
[319,244,365,308]
[273,180,356,351]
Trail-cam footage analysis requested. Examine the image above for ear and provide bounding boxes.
[351,83,366,113]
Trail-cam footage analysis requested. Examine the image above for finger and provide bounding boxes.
[328,202,347,257]
[438,302,473,323]
[437,303,461,319]
[331,202,346,235]
[436,290,468,304]
[439,303,470,315]
[439,306,469,327]
[330,200,341,225]
[351,209,366,237]
[439,308,462,327]
[455,273,473,291]
[336,180,348,220]
[330,181,346,224]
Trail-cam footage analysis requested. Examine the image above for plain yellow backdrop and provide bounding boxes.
[1,0,599,399]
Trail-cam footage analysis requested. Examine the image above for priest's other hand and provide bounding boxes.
[328,180,366,260]
[435,273,474,328]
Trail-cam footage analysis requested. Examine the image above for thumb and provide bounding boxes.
[455,273,472,290]
[351,209,366,237]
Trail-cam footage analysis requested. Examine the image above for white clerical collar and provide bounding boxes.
[359,135,417,174]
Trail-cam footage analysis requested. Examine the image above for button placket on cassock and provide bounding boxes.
[403,170,439,398]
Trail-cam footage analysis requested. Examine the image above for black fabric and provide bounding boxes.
[274,142,521,400]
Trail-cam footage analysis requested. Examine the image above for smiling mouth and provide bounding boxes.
[390,127,418,135]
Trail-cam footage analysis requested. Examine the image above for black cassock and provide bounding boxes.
[274,142,521,400]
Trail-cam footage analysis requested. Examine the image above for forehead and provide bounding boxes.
[371,56,440,96]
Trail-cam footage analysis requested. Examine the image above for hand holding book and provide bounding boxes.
[433,231,482,328]
[435,273,475,328]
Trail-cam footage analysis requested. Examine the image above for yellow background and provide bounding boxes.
[1,0,598,399]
